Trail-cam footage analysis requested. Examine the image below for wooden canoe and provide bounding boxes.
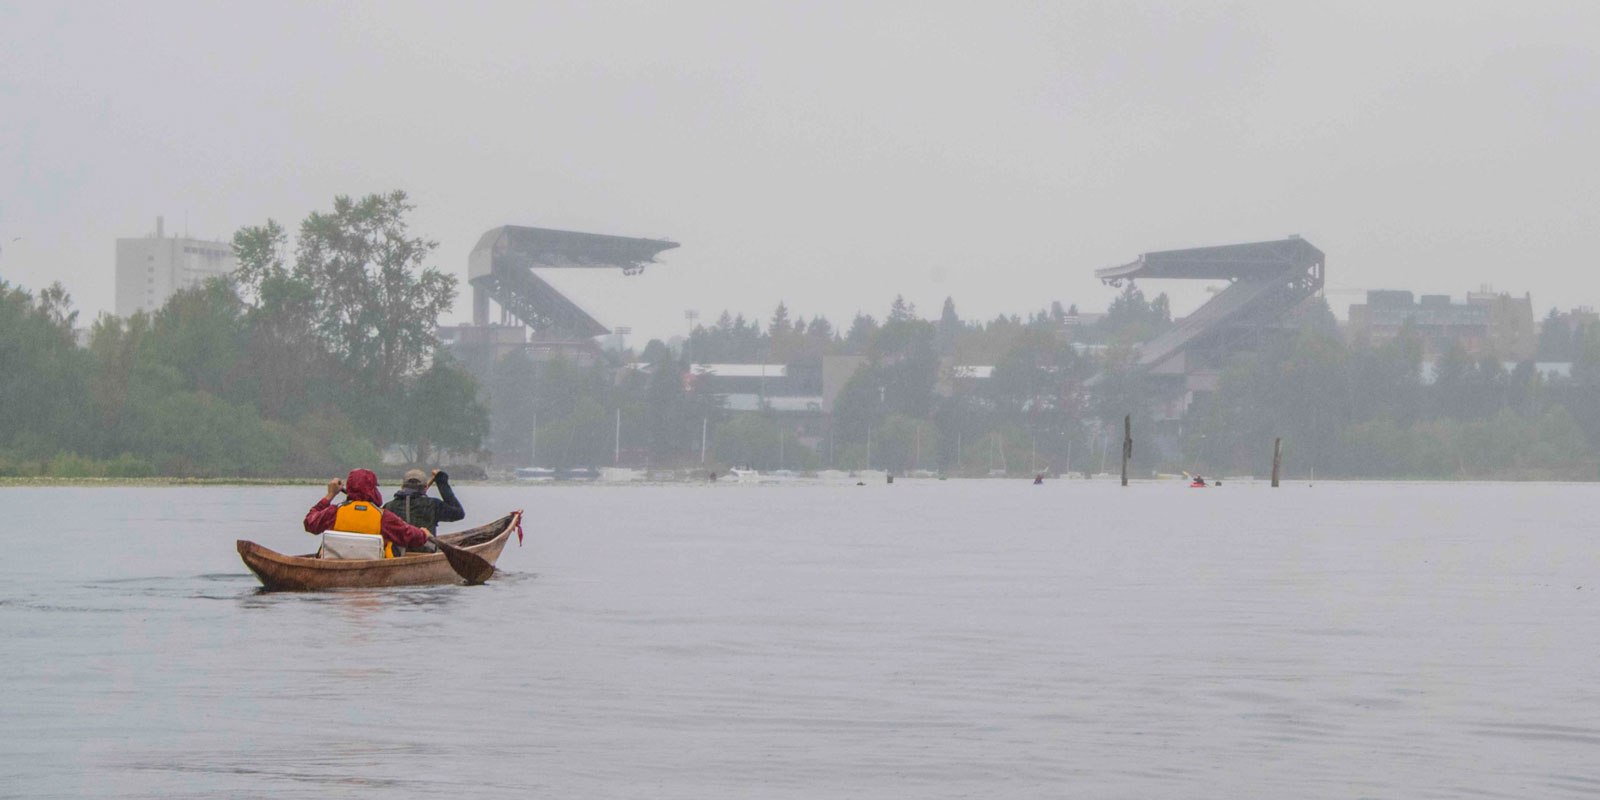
[237,511,521,591]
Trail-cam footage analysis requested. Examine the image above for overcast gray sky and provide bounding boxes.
[2,1,1596,340]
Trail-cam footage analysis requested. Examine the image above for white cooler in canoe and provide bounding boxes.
[318,531,387,560]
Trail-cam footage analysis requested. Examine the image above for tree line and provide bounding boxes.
[506,286,1600,481]
[482,286,1173,475]
[1186,308,1600,480]
[0,191,484,478]
[7,185,1600,481]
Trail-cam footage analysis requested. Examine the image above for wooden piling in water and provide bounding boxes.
[1120,414,1132,487]
[1271,437,1282,488]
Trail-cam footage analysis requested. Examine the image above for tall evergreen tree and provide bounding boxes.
[769,302,791,337]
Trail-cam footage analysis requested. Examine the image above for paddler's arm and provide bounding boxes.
[433,470,466,523]
[378,510,430,550]
[303,478,343,534]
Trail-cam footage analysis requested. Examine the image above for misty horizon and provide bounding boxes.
[3,2,1597,342]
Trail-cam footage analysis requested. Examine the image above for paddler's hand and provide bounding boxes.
[325,478,343,500]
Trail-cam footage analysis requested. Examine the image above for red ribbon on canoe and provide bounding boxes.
[513,511,524,546]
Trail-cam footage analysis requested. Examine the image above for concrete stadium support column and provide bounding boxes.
[473,284,490,326]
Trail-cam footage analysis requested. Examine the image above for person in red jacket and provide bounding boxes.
[303,468,431,557]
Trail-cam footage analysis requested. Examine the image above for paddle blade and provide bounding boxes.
[437,541,495,585]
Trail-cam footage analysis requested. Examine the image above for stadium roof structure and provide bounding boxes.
[469,225,679,337]
[1097,237,1324,374]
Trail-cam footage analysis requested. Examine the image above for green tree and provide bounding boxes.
[141,279,247,400]
[293,190,457,397]
[1536,308,1572,361]
[708,413,813,470]
[843,313,878,353]
[1429,343,1475,419]
[769,302,791,337]
[86,311,151,447]
[888,294,916,322]
[120,390,289,477]
[1349,319,1423,426]
[936,296,962,354]
[536,397,609,468]
[0,190,491,478]
[233,191,461,443]
[1090,344,1162,473]
[488,350,540,463]
[805,315,835,343]
[874,414,939,473]
[639,350,703,461]
[0,281,97,457]
[1098,283,1172,345]
[403,353,488,464]
[868,317,940,419]
[232,218,327,419]
[1184,327,1351,475]
[987,327,1090,471]
[830,364,885,449]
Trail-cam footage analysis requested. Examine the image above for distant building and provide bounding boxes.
[689,362,828,458]
[1061,310,1106,329]
[1346,288,1535,360]
[440,323,534,366]
[937,363,994,398]
[689,363,822,414]
[1568,307,1600,330]
[1094,237,1326,421]
[1542,304,1593,336]
[1466,287,1536,361]
[115,216,236,317]
[1348,290,1492,357]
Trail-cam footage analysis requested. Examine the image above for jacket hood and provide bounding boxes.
[344,469,384,505]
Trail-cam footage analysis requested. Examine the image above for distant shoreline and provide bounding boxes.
[0,476,317,487]
[1,475,1595,488]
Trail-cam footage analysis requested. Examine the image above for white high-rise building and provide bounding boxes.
[114,216,236,317]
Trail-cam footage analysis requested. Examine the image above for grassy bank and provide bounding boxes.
[0,476,320,487]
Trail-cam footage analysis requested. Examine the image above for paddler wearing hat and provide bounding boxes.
[382,468,467,553]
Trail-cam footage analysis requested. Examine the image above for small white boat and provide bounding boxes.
[730,467,761,483]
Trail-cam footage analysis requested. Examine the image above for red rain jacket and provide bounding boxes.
[303,468,430,549]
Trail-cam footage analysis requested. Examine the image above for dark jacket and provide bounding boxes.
[303,468,430,549]
[382,472,465,535]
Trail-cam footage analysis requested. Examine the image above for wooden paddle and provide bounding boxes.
[429,535,495,585]
[415,470,494,585]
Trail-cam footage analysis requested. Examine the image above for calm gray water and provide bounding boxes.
[3,480,1599,798]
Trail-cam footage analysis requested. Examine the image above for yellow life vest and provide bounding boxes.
[333,501,393,558]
